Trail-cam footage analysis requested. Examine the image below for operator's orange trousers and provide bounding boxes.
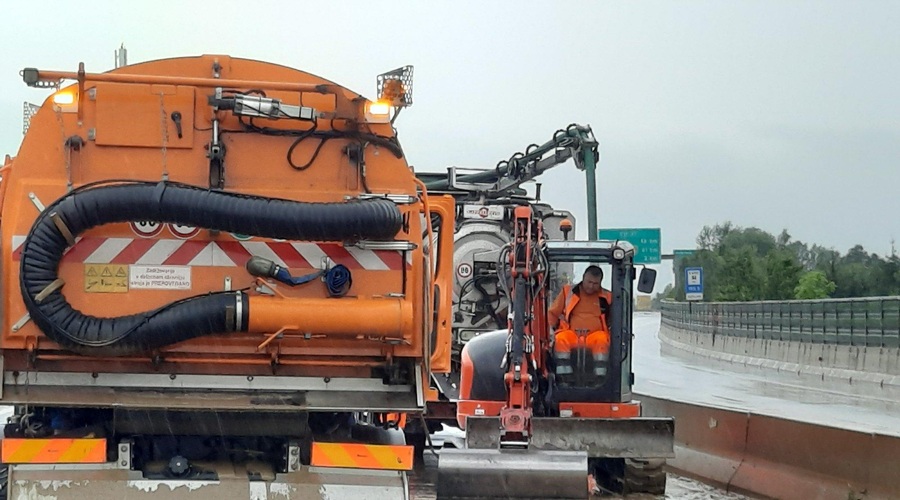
[553,329,610,378]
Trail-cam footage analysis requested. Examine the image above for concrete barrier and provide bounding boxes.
[640,395,900,500]
[659,323,900,388]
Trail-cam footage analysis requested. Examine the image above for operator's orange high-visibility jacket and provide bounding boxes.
[551,283,613,378]
[549,284,613,333]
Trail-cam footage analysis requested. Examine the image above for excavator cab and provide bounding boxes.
[438,238,674,499]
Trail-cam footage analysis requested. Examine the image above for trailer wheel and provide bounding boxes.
[623,458,666,495]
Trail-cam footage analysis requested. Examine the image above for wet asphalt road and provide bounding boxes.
[632,312,900,437]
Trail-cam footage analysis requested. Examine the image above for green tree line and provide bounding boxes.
[660,222,900,303]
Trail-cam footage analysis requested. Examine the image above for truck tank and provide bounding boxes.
[0,55,454,499]
[450,201,575,348]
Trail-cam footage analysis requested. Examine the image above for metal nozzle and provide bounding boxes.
[246,256,278,279]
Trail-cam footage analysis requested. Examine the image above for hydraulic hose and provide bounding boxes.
[20,181,402,356]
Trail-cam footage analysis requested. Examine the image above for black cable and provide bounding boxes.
[287,136,329,170]
[357,140,372,193]
[201,91,406,170]
[286,122,323,170]
[473,277,505,327]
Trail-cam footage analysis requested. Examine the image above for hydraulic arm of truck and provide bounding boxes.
[424,123,600,237]
[424,124,597,194]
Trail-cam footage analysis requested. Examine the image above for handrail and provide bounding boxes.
[660,298,900,348]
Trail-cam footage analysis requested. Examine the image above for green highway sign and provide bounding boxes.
[598,228,661,264]
[673,249,696,257]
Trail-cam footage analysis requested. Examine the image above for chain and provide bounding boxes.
[158,93,169,181]
[52,103,74,192]
[65,142,73,191]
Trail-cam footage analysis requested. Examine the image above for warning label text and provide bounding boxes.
[129,265,192,290]
[84,264,129,293]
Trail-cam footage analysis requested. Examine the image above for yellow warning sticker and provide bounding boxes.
[84,264,129,293]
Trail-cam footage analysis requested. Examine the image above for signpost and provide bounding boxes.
[685,267,703,301]
[598,228,661,264]
[673,249,695,258]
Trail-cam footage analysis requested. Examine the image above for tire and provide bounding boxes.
[404,431,427,461]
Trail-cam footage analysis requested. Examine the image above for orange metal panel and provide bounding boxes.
[311,442,413,471]
[456,400,506,429]
[94,82,194,148]
[558,401,641,418]
[2,438,107,464]
[428,195,456,374]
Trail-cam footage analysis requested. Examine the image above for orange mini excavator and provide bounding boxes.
[438,204,674,498]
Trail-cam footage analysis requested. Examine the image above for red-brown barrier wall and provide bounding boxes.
[639,394,900,500]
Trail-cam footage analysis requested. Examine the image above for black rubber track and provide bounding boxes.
[20,181,402,355]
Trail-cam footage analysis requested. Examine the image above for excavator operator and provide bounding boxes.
[549,265,612,385]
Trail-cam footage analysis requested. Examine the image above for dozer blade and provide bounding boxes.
[437,448,589,499]
[531,417,675,458]
[464,416,675,459]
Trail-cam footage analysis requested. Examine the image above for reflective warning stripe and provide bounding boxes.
[86,237,133,263]
[311,442,413,471]
[1,438,106,464]
[12,236,409,270]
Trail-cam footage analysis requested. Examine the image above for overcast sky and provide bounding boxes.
[2,1,899,290]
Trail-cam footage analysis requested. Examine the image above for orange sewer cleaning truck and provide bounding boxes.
[0,55,454,498]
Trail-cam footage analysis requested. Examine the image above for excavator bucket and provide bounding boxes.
[437,417,589,499]
[438,448,589,499]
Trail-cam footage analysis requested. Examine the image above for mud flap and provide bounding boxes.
[438,448,588,499]
[8,464,409,500]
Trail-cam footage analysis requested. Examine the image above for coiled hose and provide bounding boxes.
[325,265,352,297]
[20,181,402,356]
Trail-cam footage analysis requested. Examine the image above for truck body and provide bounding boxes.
[0,55,454,498]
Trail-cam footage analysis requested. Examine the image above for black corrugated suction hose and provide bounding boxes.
[19,181,402,356]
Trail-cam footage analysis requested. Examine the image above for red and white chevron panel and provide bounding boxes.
[11,236,409,270]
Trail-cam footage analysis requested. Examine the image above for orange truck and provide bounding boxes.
[0,55,454,498]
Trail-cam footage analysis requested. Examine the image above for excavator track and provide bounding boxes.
[623,458,667,495]
[590,457,667,496]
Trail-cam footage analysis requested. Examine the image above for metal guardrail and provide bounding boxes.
[660,298,900,348]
